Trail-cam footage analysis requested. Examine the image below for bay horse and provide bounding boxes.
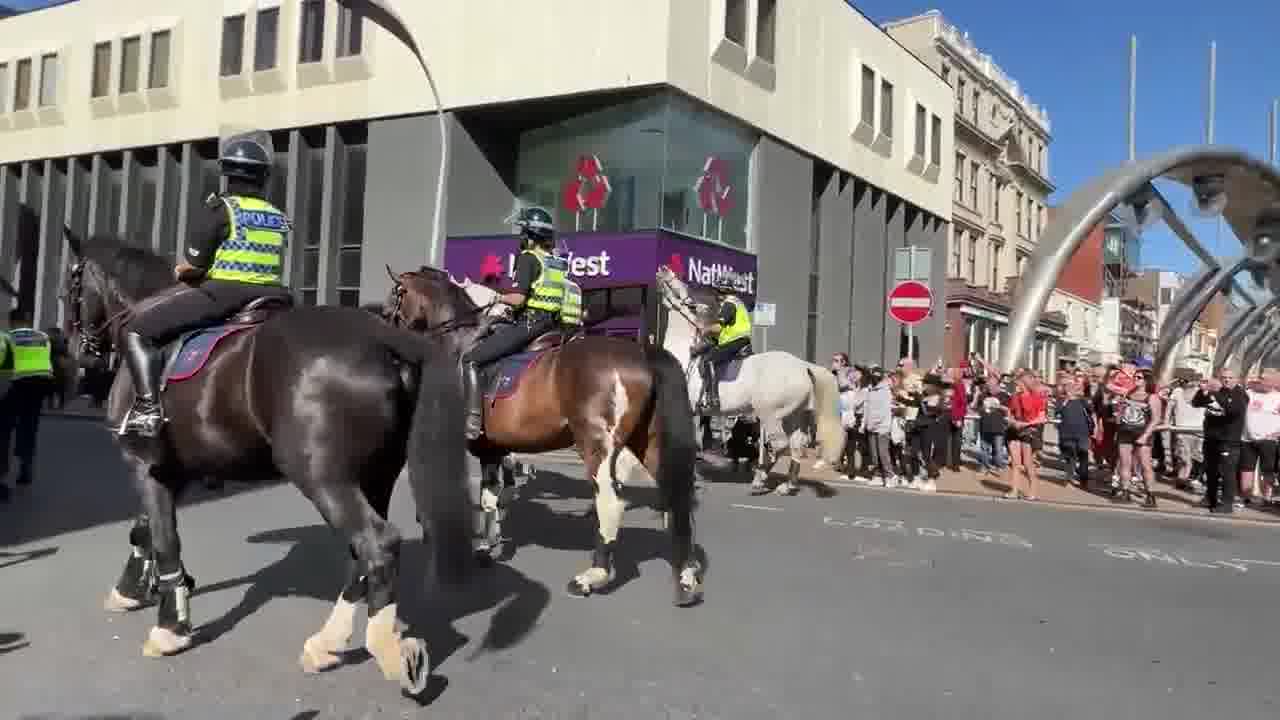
[384,265,704,606]
[653,265,845,495]
[60,229,473,696]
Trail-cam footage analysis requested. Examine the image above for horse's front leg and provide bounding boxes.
[132,462,196,657]
[104,513,158,612]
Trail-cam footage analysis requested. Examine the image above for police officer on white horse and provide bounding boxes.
[118,130,293,438]
[693,278,753,413]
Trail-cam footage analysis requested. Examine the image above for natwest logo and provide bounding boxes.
[672,252,755,295]
[488,250,614,279]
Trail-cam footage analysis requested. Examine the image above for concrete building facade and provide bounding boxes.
[0,0,954,365]
[1127,269,1223,376]
[884,10,1057,376]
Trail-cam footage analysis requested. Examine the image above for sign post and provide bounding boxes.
[887,280,934,361]
[754,301,776,352]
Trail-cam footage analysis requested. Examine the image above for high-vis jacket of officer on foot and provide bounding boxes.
[208,196,288,285]
[0,328,53,380]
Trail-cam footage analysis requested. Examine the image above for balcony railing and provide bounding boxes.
[935,21,1050,133]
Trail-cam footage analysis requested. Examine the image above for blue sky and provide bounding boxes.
[851,0,1280,275]
[7,1,1277,274]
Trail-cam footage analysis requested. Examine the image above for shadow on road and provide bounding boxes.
[0,546,58,570]
[0,417,284,549]
[0,630,29,655]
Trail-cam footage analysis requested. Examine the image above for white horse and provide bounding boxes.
[654,266,844,495]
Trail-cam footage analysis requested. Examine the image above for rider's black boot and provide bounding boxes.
[462,361,484,440]
[120,331,165,438]
[701,361,720,414]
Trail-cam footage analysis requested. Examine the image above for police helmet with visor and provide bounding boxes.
[219,136,272,184]
[515,206,556,248]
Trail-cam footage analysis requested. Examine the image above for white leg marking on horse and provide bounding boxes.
[365,603,403,681]
[573,373,632,593]
[300,595,360,673]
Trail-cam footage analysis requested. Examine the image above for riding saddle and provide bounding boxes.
[161,295,294,388]
[480,330,567,402]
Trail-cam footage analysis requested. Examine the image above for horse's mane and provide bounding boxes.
[403,265,478,313]
[77,233,176,303]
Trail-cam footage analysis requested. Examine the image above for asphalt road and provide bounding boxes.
[2,418,1280,719]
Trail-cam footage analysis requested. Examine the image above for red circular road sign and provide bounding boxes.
[887,281,934,326]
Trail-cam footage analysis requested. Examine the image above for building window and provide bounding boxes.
[954,152,964,202]
[969,161,979,208]
[879,79,893,137]
[1160,287,1174,305]
[957,76,965,116]
[120,36,141,93]
[930,114,941,166]
[337,2,364,58]
[913,103,926,158]
[91,42,111,98]
[221,15,246,76]
[149,31,171,88]
[13,58,31,111]
[989,241,1001,290]
[0,63,8,113]
[297,129,326,306]
[255,7,280,71]
[1015,190,1023,234]
[952,229,961,277]
[990,177,1000,220]
[1025,196,1033,236]
[860,65,875,127]
[337,124,368,307]
[1017,251,1028,275]
[756,0,777,63]
[299,0,325,63]
[38,53,57,107]
[940,64,950,85]
[724,0,748,45]
[971,88,979,123]
[967,233,977,283]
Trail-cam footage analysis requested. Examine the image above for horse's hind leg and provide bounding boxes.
[301,471,395,675]
[104,513,158,612]
[301,477,428,693]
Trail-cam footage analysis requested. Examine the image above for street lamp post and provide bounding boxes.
[341,1,449,266]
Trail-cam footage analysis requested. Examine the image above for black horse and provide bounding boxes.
[60,229,473,696]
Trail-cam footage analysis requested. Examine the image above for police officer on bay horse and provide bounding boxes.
[118,131,293,438]
[693,277,753,413]
[460,206,569,439]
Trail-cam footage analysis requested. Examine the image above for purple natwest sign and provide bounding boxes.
[443,230,757,299]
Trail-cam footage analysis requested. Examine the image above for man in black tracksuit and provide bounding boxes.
[1191,367,1248,514]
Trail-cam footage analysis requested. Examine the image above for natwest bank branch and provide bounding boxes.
[444,230,757,342]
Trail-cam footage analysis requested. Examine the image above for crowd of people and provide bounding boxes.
[831,353,1280,515]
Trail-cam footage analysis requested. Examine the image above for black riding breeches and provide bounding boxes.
[463,316,558,367]
[702,337,751,371]
[126,280,291,345]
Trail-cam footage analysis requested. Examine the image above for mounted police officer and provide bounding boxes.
[0,307,54,501]
[461,206,567,439]
[694,277,753,413]
[118,130,293,439]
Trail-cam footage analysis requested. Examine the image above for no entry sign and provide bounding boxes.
[887,281,933,326]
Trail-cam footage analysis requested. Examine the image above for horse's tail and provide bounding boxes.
[807,364,847,465]
[381,326,474,587]
[644,344,699,541]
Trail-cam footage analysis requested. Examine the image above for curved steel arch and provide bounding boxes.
[1152,257,1250,384]
[1001,145,1280,373]
[1242,315,1280,377]
[1214,296,1280,372]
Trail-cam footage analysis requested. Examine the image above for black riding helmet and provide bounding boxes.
[220,137,272,184]
[515,206,556,247]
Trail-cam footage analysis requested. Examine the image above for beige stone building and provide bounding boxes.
[885,10,1052,295]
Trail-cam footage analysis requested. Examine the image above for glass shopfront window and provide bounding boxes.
[515,91,756,249]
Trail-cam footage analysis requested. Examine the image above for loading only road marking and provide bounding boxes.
[1089,544,1280,574]
[822,515,1034,550]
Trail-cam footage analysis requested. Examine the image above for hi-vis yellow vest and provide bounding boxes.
[561,278,584,327]
[523,248,567,315]
[717,296,752,345]
[207,195,288,285]
[0,328,53,380]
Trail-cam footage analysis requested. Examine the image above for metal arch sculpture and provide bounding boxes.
[1001,144,1280,377]
[1213,296,1280,372]
[1241,313,1280,377]
[1152,256,1250,381]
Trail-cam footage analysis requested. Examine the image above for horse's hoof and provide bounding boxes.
[565,579,593,597]
[673,586,703,607]
[775,484,799,497]
[141,625,194,657]
[749,484,771,496]
[674,566,704,607]
[398,637,431,695]
[104,587,145,613]
[299,636,343,674]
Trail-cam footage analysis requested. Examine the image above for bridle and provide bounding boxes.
[63,260,128,360]
[385,273,494,337]
[656,274,707,331]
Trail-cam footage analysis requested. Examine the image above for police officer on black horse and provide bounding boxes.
[118,130,293,438]
[460,206,569,439]
[692,277,753,413]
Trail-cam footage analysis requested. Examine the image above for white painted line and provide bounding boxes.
[889,297,931,308]
[730,503,784,512]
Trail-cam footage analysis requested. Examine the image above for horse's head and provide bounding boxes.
[383,264,481,333]
[60,229,112,362]
[655,265,715,331]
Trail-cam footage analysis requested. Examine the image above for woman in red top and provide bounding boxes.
[1006,372,1048,500]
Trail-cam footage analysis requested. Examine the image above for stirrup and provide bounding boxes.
[119,401,165,439]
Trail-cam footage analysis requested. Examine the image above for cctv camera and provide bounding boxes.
[1191,174,1228,217]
